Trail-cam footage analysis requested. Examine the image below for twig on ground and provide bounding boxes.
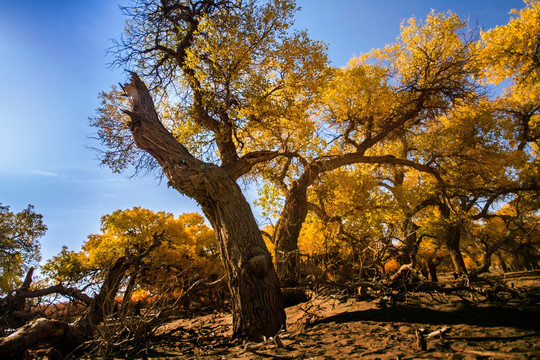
[244,345,292,359]
[427,326,451,338]
[463,349,525,358]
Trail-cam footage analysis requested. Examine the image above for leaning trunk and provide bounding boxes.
[444,224,468,276]
[169,165,285,340]
[402,219,420,268]
[273,183,308,285]
[427,258,439,282]
[123,73,285,340]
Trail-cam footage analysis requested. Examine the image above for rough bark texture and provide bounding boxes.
[400,220,420,268]
[427,258,439,282]
[273,183,308,285]
[445,224,468,276]
[123,73,285,340]
[0,318,73,359]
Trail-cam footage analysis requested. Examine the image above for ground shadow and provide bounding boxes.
[310,303,540,331]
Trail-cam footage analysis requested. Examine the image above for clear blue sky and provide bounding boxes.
[0,0,525,263]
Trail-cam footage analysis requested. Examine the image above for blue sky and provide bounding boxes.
[0,0,525,263]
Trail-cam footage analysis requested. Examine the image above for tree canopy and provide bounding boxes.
[0,204,46,294]
[85,0,540,339]
[43,207,222,296]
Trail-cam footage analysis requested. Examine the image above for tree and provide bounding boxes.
[260,10,481,282]
[2,208,225,358]
[91,0,333,340]
[0,204,46,294]
[43,208,223,298]
[480,0,540,149]
[289,5,540,280]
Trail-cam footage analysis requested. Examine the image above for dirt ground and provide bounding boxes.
[107,272,540,359]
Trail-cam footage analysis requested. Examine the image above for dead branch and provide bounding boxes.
[427,326,451,338]
[0,232,165,359]
[13,284,93,305]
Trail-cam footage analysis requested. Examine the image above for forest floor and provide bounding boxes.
[113,272,540,359]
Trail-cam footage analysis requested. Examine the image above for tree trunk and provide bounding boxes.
[498,254,509,273]
[123,73,285,341]
[0,318,73,359]
[427,258,438,282]
[273,183,308,286]
[444,224,468,276]
[196,171,285,340]
[402,220,420,268]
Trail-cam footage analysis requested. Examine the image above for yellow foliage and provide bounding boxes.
[384,258,401,274]
[298,215,328,256]
[480,0,540,87]
[131,289,150,303]
[45,208,222,292]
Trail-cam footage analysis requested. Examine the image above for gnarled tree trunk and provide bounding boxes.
[444,224,468,276]
[273,183,308,286]
[123,73,285,340]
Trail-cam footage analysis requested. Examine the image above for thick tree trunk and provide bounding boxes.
[123,73,285,340]
[444,224,468,276]
[499,255,509,273]
[427,258,439,282]
[273,183,308,285]
[194,170,285,340]
[402,220,420,268]
[0,318,74,359]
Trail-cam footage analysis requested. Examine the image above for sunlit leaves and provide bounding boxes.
[480,0,540,87]
[0,204,46,294]
[43,208,221,292]
[480,0,540,148]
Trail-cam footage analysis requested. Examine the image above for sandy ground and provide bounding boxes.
[124,272,540,360]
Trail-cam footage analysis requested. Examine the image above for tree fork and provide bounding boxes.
[122,72,285,340]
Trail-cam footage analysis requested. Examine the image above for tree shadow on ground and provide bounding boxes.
[310,303,540,331]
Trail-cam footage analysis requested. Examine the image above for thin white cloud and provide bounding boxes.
[25,170,66,177]
[0,169,67,178]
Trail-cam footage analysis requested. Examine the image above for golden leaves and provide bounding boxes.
[44,208,221,290]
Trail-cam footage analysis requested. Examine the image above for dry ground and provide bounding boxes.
[94,272,540,359]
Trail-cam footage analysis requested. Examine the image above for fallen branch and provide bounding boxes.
[463,349,525,358]
[446,332,539,342]
[14,284,93,305]
[0,318,72,359]
[0,232,165,359]
[427,326,451,338]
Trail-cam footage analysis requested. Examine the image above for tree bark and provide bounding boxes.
[123,73,285,341]
[427,258,438,282]
[0,318,73,359]
[273,183,308,285]
[444,224,468,276]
